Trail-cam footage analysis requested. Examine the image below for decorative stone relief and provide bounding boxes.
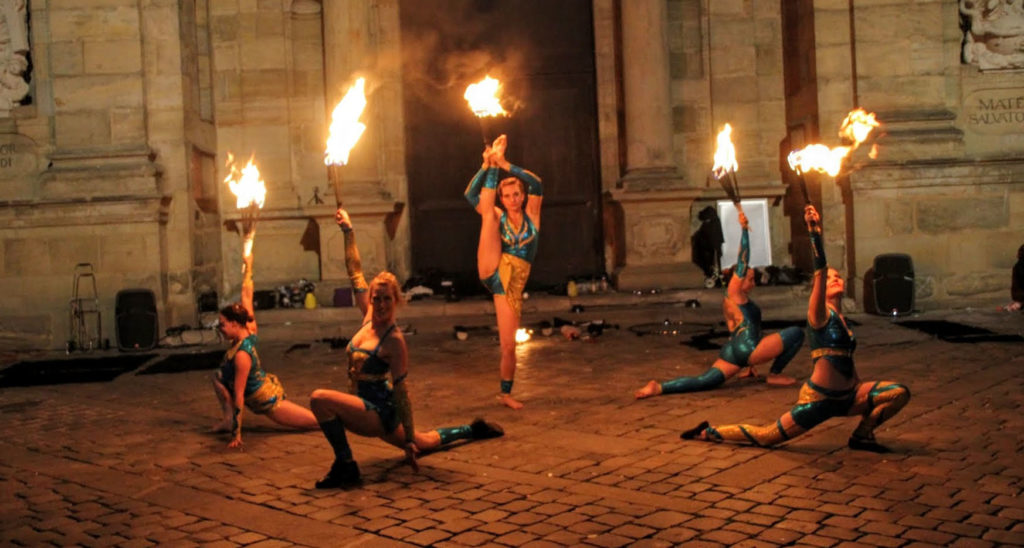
[960,0,1024,70]
[0,0,29,115]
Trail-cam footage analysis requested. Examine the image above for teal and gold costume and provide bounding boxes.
[660,227,803,394]
[465,164,542,319]
[347,323,403,432]
[218,334,285,414]
[684,225,910,450]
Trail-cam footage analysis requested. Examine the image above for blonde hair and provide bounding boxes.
[370,271,403,308]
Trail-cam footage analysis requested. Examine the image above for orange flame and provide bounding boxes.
[515,327,531,343]
[324,77,368,166]
[788,108,880,177]
[224,152,267,210]
[464,75,507,118]
[712,123,738,179]
[787,144,850,177]
[838,108,879,146]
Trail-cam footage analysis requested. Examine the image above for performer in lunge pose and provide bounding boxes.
[681,205,910,452]
[211,231,319,449]
[310,209,504,488]
[635,210,802,399]
[465,134,543,410]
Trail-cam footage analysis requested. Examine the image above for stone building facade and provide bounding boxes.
[0,0,1019,349]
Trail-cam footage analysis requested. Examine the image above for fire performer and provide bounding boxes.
[211,232,320,448]
[635,209,803,399]
[211,154,319,448]
[464,134,543,410]
[681,204,910,453]
[310,209,504,488]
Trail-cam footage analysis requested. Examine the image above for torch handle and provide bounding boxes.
[328,164,344,207]
[478,117,490,147]
[797,175,811,205]
[729,171,741,203]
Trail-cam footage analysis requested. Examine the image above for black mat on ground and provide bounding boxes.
[0,354,156,388]
[895,320,1024,343]
[137,350,223,375]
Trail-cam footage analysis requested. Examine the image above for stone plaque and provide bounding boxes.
[963,88,1024,134]
[0,134,37,178]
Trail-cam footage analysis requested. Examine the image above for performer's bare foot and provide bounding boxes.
[210,420,233,433]
[738,366,758,379]
[766,373,797,386]
[634,380,663,399]
[497,393,524,410]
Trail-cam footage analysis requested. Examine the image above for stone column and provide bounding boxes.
[608,0,702,290]
[620,0,678,181]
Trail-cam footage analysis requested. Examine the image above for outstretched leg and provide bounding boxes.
[385,419,505,452]
[682,411,806,447]
[476,190,502,280]
[635,360,739,399]
[847,381,910,453]
[682,382,850,447]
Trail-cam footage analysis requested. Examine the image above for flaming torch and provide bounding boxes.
[712,123,742,208]
[787,108,879,204]
[324,77,368,206]
[464,75,507,145]
[224,152,267,258]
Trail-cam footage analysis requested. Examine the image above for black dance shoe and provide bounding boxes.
[314,460,361,489]
[470,418,504,440]
[680,421,710,440]
[848,436,892,453]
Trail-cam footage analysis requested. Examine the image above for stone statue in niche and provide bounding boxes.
[0,0,29,115]
[960,0,1024,70]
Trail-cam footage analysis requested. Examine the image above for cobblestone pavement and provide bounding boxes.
[2,294,1023,547]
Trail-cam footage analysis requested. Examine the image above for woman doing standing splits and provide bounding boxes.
[310,209,504,488]
[681,205,910,452]
[211,232,319,449]
[465,134,543,410]
[635,210,803,399]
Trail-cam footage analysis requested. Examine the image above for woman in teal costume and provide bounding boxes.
[635,210,802,399]
[211,232,319,449]
[681,205,910,452]
[309,209,504,488]
[465,134,543,410]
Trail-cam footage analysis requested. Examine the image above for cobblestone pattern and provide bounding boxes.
[1,305,1022,546]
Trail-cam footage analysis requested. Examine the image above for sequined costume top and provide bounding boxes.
[718,299,763,367]
[499,211,539,263]
[807,308,857,378]
[219,334,267,397]
[347,324,399,405]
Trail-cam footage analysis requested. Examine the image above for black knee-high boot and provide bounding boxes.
[315,418,360,488]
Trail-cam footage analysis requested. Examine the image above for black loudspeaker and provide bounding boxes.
[872,254,914,316]
[116,289,158,351]
[253,290,277,310]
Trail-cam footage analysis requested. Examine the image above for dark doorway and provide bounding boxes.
[780,0,819,272]
[399,0,603,294]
